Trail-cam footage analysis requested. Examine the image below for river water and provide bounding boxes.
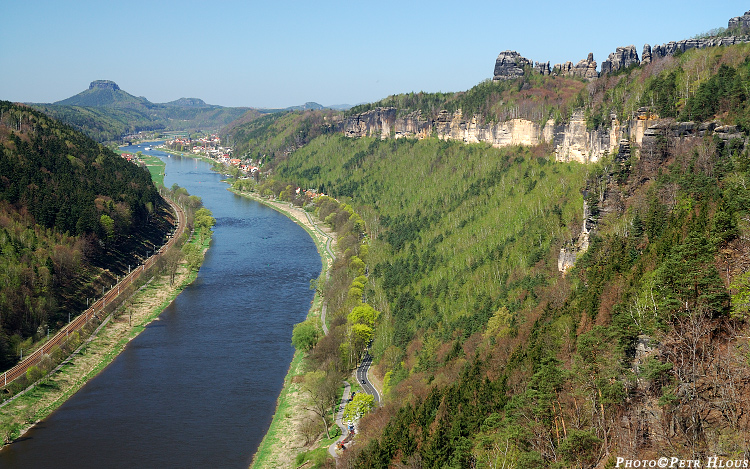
[0,145,321,468]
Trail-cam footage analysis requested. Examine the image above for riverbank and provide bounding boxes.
[0,230,211,447]
[228,188,339,468]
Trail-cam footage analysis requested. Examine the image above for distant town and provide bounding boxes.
[120,133,259,175]
[162,134,263,176]
[120,134,325,201]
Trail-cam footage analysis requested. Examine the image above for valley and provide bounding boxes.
[4,6,750,469]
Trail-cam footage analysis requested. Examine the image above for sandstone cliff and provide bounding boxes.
[342,103,745,165]
[492,10,750,80]
[340,8,750,271]
[342,106,624,164]
[89,80,120,91]
[729,10,750,32]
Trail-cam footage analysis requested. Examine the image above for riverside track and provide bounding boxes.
[1,195,186,388]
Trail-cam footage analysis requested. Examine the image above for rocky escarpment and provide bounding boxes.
[554,53,598,80]
[493,51,531,80]
[343,106,651,164]
[343,9,750,162]
[343,108,431,139]
[342,103,746,165]
[89,80,120,91]
[557,119,746,273]
[494,35,750,81]
[601,46,640,74]
[729,10,750,32]
[494,51,597,81]
[494,10,750,80]
[651,35,750,60]
[558,139,632,274]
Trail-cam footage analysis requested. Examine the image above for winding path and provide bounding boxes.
[299,208,383,458]
[328,380,351,458]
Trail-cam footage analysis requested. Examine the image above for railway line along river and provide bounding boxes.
[0,145,321,468]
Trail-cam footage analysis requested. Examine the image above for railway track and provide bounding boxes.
[1,195,186,388]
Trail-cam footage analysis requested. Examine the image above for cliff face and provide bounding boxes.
[343,107,624,164]
[343,108,431,139]
[728,10,750,32]
[342,9,750,163]
[342,103,746,166]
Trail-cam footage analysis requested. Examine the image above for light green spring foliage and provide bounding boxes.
[193,207,216,243]
[484,306,513,340]
[343,392,375,422]
[348,304,379,327]
[279,135,588,326]
[730,270,750,319]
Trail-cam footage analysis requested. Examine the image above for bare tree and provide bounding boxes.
[162,246,183,285]
[301,368,341,439]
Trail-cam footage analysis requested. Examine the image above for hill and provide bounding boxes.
[165,97,208,107]
[32,81,250,143]
[54,80,152,108]
[0,101,174,370]
[232,32,750,466]
[220,108,339,162]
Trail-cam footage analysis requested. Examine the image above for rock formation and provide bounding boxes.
[493,51,532,80]
[651,36,750,59]
[493,11,750,82]
[343,10,750,168]
[89,80,120,91]
[601,46,640,74]
[641,44,652,65]
[558,200,591,274]
[729,10,750,32]
[554,53,598,80]
[534,61,551,75]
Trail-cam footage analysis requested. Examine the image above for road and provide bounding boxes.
[305,207,379,405]
[1,194,186,389]
[356,351,380,406]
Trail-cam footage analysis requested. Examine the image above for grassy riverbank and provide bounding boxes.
[227,189,340,468]
[0,231,211,446]
[116,147,167,186]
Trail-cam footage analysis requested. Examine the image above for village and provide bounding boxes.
[163,133,265,176]
[120,134,325,202]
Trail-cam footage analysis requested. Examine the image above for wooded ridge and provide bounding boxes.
[0,101,173,371]
[229,32,750,468]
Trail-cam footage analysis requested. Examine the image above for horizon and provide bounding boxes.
[2,1,748,109]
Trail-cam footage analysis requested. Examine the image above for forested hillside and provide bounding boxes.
[31,104,166,143]
[31,81,249,143]
[0,101,172,369]
[236,41,750,467]
[220,108,339,163]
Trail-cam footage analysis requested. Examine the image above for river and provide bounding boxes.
[0,145,321,468]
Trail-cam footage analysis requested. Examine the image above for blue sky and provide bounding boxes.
[2,1,748,108]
